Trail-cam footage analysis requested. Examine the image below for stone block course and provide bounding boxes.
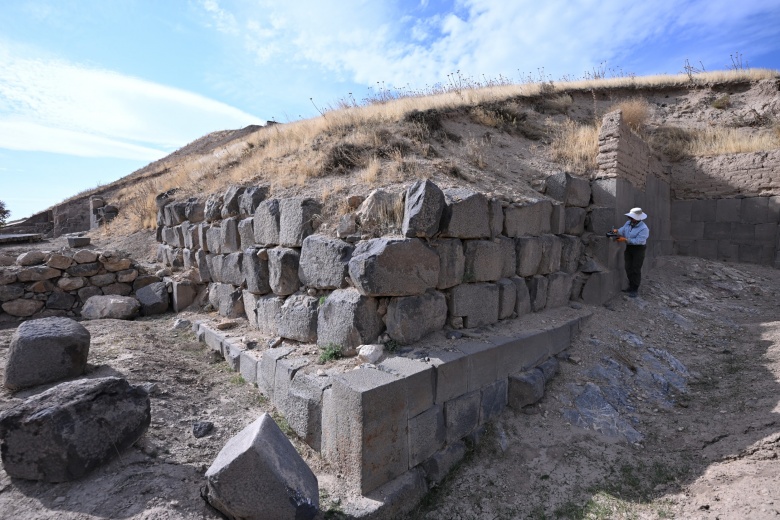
[427,349,469,404]
[497,278,516,320]
[480,378,508,424]
[434,238,465,290]
[515,236,542,277]
[564,207,587,235]
[242,248,270,295]
[463,240,502,282]
[317,289,383,355]
[278,295,319,343]
[408,405,445,468]
[298,235,353,290]
[279,198,322,247]
[349,238,439,297]
[402,179,445,238]
[716,198,741,222]
[385,290,446,345]
[378,356,435,418]
[252,199,281,245]
[503,200,552,237]
[545,172,591,207]
[448,282,499,328]
[444,390,481,443]
[526,275,548,312]
[440,188,491,239]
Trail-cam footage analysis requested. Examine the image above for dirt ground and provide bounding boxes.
[2,237,780,519]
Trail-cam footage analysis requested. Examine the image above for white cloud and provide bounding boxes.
[0,46,264,159]
[198,0,780,92]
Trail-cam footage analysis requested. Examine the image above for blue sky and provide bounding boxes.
[1,0,779,221]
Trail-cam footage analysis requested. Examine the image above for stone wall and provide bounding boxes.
[671,196,780,267]
[671,150,780,200]
[0,249,152,321]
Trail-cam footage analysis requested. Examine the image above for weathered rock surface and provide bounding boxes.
[317,289,383,355]
[81,295,140,320]
[298,235,353,289]
[0,377,150,482]
[349,238,439,296]
[440,188,491,239]
[209,283,245,319]
[278,295,319,343]
[403,180,445,238]
[205,413,318,520]
[4,317,90,391]
[253,199,281,246]
[279,198,322,247]
[1,299,45,317]
[386,290,447,344]
[268,247,301,296]
[136,282,170,316]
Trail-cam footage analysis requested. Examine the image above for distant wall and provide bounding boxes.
[671,196,780,267]
[671,150,780,200]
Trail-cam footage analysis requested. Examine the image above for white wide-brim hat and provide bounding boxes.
[625,207,648,220]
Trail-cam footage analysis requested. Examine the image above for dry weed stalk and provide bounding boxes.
[550,120,600,173]
[611,98,651,132]
[687,128,780,156]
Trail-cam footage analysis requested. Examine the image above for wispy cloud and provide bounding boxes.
[198,0,780,92]
[0,45,264,160]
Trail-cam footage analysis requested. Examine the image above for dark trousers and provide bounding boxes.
[624,244,646,291]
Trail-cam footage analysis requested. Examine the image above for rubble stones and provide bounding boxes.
[0,285,24,302]
[0,377,150,482]
[17,266,61,282]
[17,251,47,266]
[4,317,90,390]
[205,413,318,520]
[402,180,445,238]
[46,254,73,270]
[348,238,439,296]
[73,250,98,263]
[1,299,45,317]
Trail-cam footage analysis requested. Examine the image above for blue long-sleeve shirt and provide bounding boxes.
[618,220,649,245]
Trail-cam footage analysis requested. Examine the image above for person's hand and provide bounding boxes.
[616,237,627,243]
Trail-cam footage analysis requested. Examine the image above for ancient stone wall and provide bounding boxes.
[671,150,780,200]
[671,196,780,267]
[0,249,151,321]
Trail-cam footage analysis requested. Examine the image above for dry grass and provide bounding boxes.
[550,120,600,173]
[688,128,780,156]
[610,97,651,132]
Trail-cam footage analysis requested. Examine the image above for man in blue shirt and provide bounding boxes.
[615,208,649,298]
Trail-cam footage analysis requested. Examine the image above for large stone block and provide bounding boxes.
[587,206,618,235]
[427,349,469,403]
[559,235,584,274]
[378,356,435,418]
[480,378,508,424]
[208,283,245,318]
[348,238,439,296]
[440,188,491,239]
[4,318,90,391]
[526,275,548,312]
[197,223,210,253]
[278,295,319,343]
[503,200,552,237]
[671,220,704,241]
[497,278,516,319]
[741,197,769,224]
[716,198,741,222]
[402,179,445,238]
[512,276,531,316]
[257,346,294,399]
[242,291,261,328]
[434,238,465,290]
[408,405,445,468]
[545,172,591,207]
[458,341,499,392]
[253,198,281,246]
[671,200,692,223]
[268,247,301,296]
[546,271,573,308]
[17,266,61,282]
[220,185,246,219]
[242,248,271,295]
[196,250,212,282]
[284,370,332,451]
[385,289,447,344]
[691,199,717,223]
[581,271,622,305]
[136,282,169,316]
[538,235,563,274]
[182,221,200,250]
[255,295,285,336]
[206,224,223,254]
[444,389,481,443]
[564,207,587,235]
[205,413,318,520]
[317,288,383,355]
[496,236,516,278]
[704,221,734,240]
[172,281,198,312]
[321,367,408,494]
[508,369,545,408]
[185,198,205,223]
[279,197,322,247]
[220,217,241,253]
[46,291,76,311]
[237,217,254,249]
[463,240,502,282]
[515,236,542,277]
[238,185,269,218]
[219,252,245,287]
[494,329,550,379]
[81,295,140,320]
[489,198,504,237]
[447,283,499,328]
[550,203,566,235]
[0,377,149,482]
[204,193,224,222]
[299,235,353,290]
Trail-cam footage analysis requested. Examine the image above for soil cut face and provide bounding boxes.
[0,253,780,519]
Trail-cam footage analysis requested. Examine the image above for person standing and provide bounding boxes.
[615,208,649,298]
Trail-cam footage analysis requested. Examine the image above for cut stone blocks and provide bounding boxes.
[220,185,245,219]
[515,236,543,277]
[496,236,516,278]
[4,317,90,391]
[239,349,262,385]
[204,193,223,222]
[512,276,532,316]
[503,200,553,237]
[488,198,504,237]
[268,247,300,296]
[560,235,584,274]
[298,234,353,289]
[377,356,435,418]
[581,271,621,305]
[421,440,466,486]
[349,238,439,296]
[458,341,499,392]
[238,185,269,218]
[440,188,491,239]
[385,290,447,344]
[205,413,318,520]
[564,207,587,235]
[253,198,281,246]
[220,217,240,253]
[208,283,245,318]
[494,329,550,379]
[716,198,741,222]
[463,240,502,282]
[321,367,408,494]
[508,369,545,408]
[447,282,499,328]
[257,346,294,399]
[402,179,445,238]
[433,238,465,290]
[526,275,548,312]
[284,370,332,451]
[172,281,197,312]
[427,349,469,403]
[255,295,285,336]
[538,235,563,274]
[497,278,516,319]
[237,217,254,250]
[317,288,383,355]
[408,405,445,468]
[278,295,319,343]
[587,206,617,235]
[444,389,481,443]
[279,197,322,247]
[545,172,591,207]
[691,199,717,222]
[546,272,573,308]
[242,248,271,295]
[219,252,244,287]
[550,203,566,235]
[206,225,223,254]
[480,378,508,424]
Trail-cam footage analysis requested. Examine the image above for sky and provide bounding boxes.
[1,0,779,221]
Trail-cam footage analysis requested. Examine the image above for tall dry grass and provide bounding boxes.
[550,120,601,173]
[687,128,780,156]
[610,98,651,132]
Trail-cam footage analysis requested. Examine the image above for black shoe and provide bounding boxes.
[628,290,638,298]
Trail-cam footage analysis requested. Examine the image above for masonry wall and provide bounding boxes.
[671,150,780,200]
[671,196,780,267]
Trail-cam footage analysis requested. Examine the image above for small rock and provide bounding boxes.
[172,318,191,331]
[569,356,581,364]
[307,288,317,297]
[569,302,583,310]
[268,337,283,348]
[216,321,238,330]
[193,421,214,438]
[446,330,463,340]
[139,382,160,396]
[357,344,383,363]
[316,369,326,376]
[155,268,172,278]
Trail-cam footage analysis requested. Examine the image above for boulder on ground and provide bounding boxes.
[4,317,90,391]
[205,413,319,520]
[0,377,150,482]
[81,295,140,320]
[136,282,170,316]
